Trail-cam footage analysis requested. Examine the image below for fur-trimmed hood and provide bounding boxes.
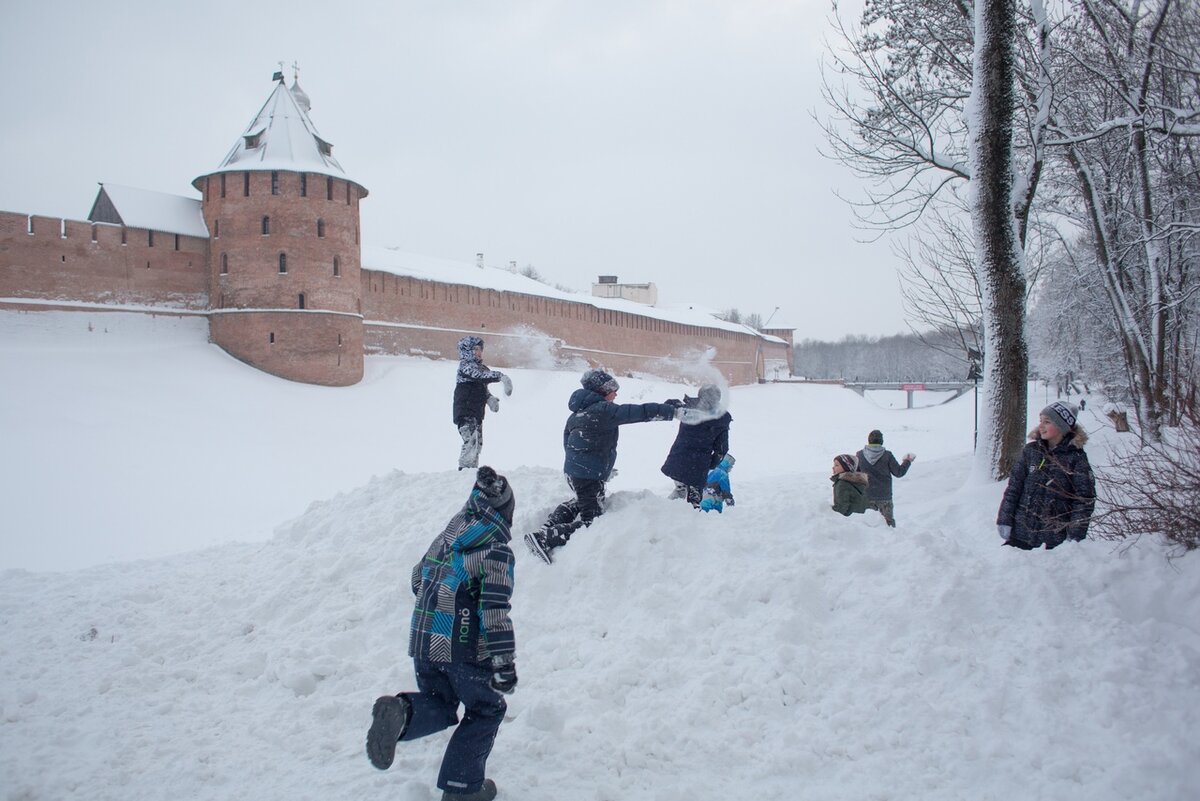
[1028,426,1088,448]
[831,470,869,486]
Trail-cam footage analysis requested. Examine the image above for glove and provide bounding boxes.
[725,495,735,507]
[499,374,513,397]
[904,453,916,463]
[997,524,1012,541]
[490,659,518,695]
[486,394,500,412]
[664,398,684,409]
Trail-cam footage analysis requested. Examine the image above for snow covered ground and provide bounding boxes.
[1,310,1198,800]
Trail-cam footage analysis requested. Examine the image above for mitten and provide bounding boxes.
[664,398,684,408]
[499,374,513,397]
[997,524,1012,540]
[486,394,500,412]
[490,658,518,695]
[725,495,735,507]
[904,453,916,462]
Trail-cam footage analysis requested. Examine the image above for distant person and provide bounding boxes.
[856,430,915,527]
[660,384,731,507]
[830,453,870,516]
[452,336,512,471]
[366,467,518,801]
[699,454,736,513]
[997,402,1095,550]
[525,369,681,564]
[1079,398,1086,411]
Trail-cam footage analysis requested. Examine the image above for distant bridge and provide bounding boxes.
[774,378,976,409]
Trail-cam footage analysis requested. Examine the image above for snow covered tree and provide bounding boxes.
[1045,0,1199,439]
[968,0,1029,479]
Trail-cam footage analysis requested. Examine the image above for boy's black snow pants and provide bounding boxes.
[401,659,506,795]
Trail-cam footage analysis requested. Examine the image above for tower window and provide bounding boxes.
[244,172,250,197]
[220,174,226,198]
[269,332,275,344]
[220,253,228,274]
[346,183,351,205]
[174,234,180,251]
[279,253,287,274]
[298,293,306,310]
[271,171,279,195]
[300,173,307,197]
[121,228,127,245]
[317,219,325,238]
[262,216,270,235]
[333,256,340,277]
[214,219,219,238]
[326,177,333,200]
[148,230,154,247]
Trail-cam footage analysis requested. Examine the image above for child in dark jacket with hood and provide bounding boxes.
[525,369,681,564]
[452,336,512,471]
[366,467,517,801]
[660,384,731,507]
[856,430,915,527]
[997,401,1095,550]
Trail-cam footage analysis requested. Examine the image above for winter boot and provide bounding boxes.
[366,694,411,770]
[442,779,497,801]
[524,525,571,565]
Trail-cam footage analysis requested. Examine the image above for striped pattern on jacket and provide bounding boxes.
[408,489,516,666]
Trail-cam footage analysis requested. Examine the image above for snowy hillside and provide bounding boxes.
[1,310,1198,800]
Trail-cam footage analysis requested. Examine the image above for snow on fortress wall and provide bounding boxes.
[360,269,786,385]
[0,211,209,309]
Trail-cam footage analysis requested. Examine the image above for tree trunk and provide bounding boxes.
[970,0,1029,481]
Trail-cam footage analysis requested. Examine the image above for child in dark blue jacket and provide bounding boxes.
[660,384,731,507]
[525,369,681,563]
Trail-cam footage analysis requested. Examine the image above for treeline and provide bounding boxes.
[792,330,972,382]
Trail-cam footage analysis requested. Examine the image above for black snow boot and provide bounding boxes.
[366,694,411,770]
[524,525,571,564]
[442,779,497,801]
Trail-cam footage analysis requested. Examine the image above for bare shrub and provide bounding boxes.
[1092,403,1200,557]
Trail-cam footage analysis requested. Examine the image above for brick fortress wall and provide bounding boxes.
[0,211,208,308]
[360,270,790,385]
[0,208,788,386]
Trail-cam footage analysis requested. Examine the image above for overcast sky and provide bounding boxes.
[0,0,907,341]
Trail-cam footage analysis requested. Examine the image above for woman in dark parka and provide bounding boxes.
[997,401,1096,550]
[661,384,732,506]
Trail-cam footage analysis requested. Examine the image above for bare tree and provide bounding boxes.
[1047,0,1200,439]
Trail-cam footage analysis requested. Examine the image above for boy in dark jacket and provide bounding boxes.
[453,336,512,471]
[855,430,915,527]
[525,369,681,563]
[661,384,731,507]
[831,453,870,516]
[366,467,517,801]
[997,402,1095,550]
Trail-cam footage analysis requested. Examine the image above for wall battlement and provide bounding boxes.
[0,210,210,310]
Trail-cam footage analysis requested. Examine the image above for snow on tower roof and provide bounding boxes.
[88,183,209,238]
[197,75,364,192]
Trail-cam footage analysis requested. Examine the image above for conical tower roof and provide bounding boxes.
[194,74,366,194]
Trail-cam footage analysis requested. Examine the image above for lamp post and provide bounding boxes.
[763,306,780,330]
[966,348,982,450]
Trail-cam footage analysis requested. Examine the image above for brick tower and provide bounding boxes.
[193,72,368,385]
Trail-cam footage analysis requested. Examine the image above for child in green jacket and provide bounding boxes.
[831,454,870,516]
